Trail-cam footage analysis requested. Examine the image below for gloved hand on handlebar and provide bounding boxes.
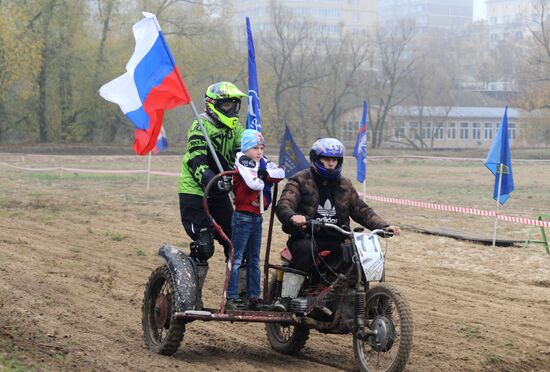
[385,225,401,236]
[216,175,232,193]
[290,214,308,230]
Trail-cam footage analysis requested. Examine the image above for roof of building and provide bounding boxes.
[391,106,521,119]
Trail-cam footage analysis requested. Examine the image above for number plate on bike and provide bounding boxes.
[354,233,384,281]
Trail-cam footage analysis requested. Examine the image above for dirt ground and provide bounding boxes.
[0,152,549,371]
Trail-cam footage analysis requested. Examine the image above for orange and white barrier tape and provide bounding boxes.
[2,161,548,228]
[363,194,550,228]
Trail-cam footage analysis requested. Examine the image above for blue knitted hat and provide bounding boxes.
[241,129,265,153]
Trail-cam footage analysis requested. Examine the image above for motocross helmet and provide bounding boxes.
[205,82,247,129]
[310,138,345,181]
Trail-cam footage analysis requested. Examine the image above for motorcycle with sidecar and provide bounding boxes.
[142,171,413,372]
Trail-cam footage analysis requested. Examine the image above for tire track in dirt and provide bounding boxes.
[2,164,550,371]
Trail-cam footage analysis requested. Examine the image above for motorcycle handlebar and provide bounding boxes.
[309,220,394,238]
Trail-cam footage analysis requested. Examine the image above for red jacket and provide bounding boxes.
[233,152,284,215]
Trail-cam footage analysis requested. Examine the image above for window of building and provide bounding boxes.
[408,122,418,138]
[460,122,469,139]
[434,122,444,139]
[447,122,456,139]
[484,123,493,140]
[352,12,360,21]
[341,121,358,142]
[472,122,481,140]
[422,122,432,139]
[394,123,405,139]
[509,123,517,139]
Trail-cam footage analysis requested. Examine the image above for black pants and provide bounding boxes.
[287,237,345,274]
[179,193,233,260]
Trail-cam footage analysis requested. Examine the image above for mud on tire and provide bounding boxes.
[142,265,185,355]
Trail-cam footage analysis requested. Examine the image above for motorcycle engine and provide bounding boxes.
[289,297,309,313]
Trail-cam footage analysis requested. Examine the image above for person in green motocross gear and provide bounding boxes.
[178,82,246,306]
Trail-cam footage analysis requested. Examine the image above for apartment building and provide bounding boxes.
[230,0,377,37]
[486,0,537,44]
[378,0,473,32]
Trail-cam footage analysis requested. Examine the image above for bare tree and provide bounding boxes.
[368,20,416,148]
[260,3,325,143]
[313,34,371,138]
[404,31,458,150]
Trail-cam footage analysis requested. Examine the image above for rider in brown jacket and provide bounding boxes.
[276,138,401,273]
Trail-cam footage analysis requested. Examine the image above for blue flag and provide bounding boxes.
[246,17,261,132]
[353,100,368,182]
[485,106,514,205]
[279,126,309,178]
[245,17,272,206]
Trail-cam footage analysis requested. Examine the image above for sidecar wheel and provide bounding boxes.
[142,265,185,355]
[353,283,413,372]
[265,274,310,354]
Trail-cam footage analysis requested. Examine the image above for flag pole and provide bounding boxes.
[147,151,152,192]
[362,160,366,203]
[492,164,504,246]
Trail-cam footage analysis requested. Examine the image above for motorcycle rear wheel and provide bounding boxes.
[142,265,185,355]
[353,283,413,372]
[265,274,310,354]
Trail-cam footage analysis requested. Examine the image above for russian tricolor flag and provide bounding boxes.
[152,126,168,154]
[99,12,191,155]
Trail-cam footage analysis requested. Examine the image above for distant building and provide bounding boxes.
[340,105,523,149]
[486,0,537,45]
[378,0,473,33]
[230,0,377,37]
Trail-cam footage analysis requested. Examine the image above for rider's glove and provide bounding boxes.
[217,176,232,192]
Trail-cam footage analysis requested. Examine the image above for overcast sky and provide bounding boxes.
[473,0,486,20]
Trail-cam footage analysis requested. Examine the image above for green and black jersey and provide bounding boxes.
[179,114,244,196]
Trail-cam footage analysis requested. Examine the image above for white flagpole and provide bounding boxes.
[147,151,152,192]
[492,164,504,246]
[362,175,366,203]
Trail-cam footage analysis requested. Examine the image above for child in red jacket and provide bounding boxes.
[226,129,284,310]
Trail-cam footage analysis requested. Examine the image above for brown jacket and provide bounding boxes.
[276,168,389,237]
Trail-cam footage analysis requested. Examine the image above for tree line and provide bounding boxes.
[1,0,549,150]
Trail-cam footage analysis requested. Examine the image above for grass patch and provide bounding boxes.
[461,325,481,340]
[0,355,34,371]
[104,231,128,241]
[136,250,146,256]
[482,354,516,371]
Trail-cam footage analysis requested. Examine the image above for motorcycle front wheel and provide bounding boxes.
[353,283,413,372]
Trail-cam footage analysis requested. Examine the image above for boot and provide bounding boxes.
[196,263,208,310]
[274,272,305,312]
